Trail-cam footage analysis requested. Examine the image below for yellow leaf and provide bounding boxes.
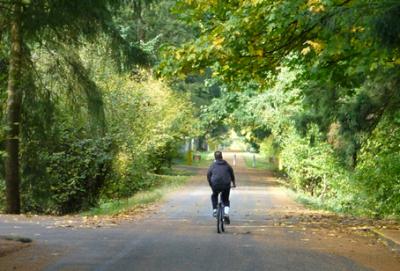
[307,0,325,13]
[351,26,365,33]
[213,36,225,49]
[250,0,262,5]
[301,47,311,55]
[175,51,181,60]
[304,40,324,54]
[256,49,264,57]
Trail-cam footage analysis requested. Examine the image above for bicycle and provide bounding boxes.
[216,192,225,234]
[216,185,235,234]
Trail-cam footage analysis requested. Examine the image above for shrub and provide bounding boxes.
[356,116,400,217]
[21,135,112,214]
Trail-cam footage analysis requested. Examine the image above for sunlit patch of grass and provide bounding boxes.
[159,167,196,176]
[174,151,214,168]
[82,174,190,216]
[243,153,276,170]
[280,179,400,221]
[294,190,374,218]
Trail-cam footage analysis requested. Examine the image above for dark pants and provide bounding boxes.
[211,185,230,209]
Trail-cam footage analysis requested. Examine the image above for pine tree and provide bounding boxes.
[2,0,130,213]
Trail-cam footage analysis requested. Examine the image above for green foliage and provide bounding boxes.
[22,136,112,214]
[162,0,400,148]
[14,63,195,215]
[158,0,400,218]
[260,136,279,164]
[356,115,400,217]
[280,126,346,197]
[0,1,198,214]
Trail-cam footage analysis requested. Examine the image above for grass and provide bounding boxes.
[174,151,214,168]
[82,174,190,216]
[243,153,276,170]
[192,151,214,167]
[295,193,345,213]
[275,178,358,215]
[277,177,400,221]
[290,187,379,218]
[158,167,197,176]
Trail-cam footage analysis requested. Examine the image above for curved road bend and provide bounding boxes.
[0,153,399,271]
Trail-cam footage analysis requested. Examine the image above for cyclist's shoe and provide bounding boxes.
[224,215,230,224]
[213,209,217,217]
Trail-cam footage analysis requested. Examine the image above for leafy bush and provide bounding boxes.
[280,127,339,195]
[98,71,195,201]
[21,135,112,214]
[47,137,112,214]
[356,116,400,217]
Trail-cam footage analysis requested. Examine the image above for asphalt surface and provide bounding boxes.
[0,153,398,271]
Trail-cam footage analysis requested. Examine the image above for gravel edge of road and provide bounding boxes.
[369,229,400,253]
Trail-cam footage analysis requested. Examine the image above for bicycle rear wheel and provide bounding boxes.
[220,207,225,232]
[217,205,221,233]
[217,203,224,233]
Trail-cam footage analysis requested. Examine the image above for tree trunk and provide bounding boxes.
[5,0,23,214]
[133,0,146,41]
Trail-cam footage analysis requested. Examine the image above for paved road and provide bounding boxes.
[1,153,399,271]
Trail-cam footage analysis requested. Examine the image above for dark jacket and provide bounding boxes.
[207,159,235,187]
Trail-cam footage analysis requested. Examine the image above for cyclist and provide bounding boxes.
[207,151,236,224]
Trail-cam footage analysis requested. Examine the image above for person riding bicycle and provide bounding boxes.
[207,151,236,224]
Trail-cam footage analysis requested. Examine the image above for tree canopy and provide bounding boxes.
[159,0,400,217]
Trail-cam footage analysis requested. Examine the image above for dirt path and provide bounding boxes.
[0,153,399,270]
